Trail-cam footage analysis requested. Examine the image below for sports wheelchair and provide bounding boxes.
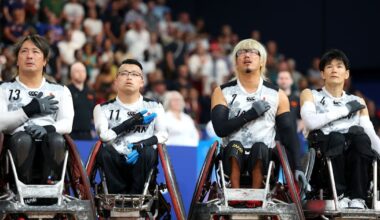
[85,141,186,220]
[0,133,96,220]
[302,131,380,219]
[188,141,306,220]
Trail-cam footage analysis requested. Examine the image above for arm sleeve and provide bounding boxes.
[0,88,29,133]
[360,115,380,155]
[93,104,117,142]
[53,86,74,134]
[153,104,168,144]
[300,101,349,131]
[211,104,247,137]
[276,112,302,170]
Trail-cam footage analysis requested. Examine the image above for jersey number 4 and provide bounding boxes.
[9,89,20,101]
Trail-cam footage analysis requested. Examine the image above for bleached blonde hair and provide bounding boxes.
[231,39,267,79]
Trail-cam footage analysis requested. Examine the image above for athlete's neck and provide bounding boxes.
[118,92,141,104]
[238,71,261,93]
[18,73,44,89]
[324,84,344,97]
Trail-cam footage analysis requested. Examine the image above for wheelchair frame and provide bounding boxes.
[0,134,96,220]
[189,141,305,220]
[85,141,185,220]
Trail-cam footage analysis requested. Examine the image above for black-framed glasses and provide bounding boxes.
[236,49,260,57]
[118,71,142,78]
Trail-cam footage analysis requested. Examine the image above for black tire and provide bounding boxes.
[157,144,186,220]
[188,141,218,220]
[276,141,305,220]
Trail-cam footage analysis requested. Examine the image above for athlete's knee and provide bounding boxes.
[347,126,373,157]
[46,133,65,149]
[224,141,244,160]
[325,132,346,157]
[140,147,157,165]
[9,131,33,165]
[46,132,66,162]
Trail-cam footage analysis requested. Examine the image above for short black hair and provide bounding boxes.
[121,59,143,71]
[14,34,50,61]
[319,49,350,71]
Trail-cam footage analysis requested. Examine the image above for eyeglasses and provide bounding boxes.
[236,49,260,57]
[118,71,142,78]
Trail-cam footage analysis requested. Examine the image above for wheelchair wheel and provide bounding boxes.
[157,144,186,220]
[276,141,305,220]
[188,141,218,220]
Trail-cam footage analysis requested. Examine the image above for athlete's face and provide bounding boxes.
[17,40,47,75]
[235,48,261,74]
[115,64,144,94]
[321,59,349,85]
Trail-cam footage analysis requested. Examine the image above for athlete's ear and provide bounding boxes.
[320,70,326,80]
[345,70,350,80]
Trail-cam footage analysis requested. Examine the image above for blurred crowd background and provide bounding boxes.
[1,0,379,143]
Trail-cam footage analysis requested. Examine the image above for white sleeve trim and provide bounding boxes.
[93,104,117,142]
[54,86,74,134]
[154,104,168,144]
[301,101,349,131]
[360,115,380,155]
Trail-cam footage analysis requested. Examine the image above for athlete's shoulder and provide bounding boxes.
[46,79,64,87]
[263,80,279,92]
[100,98,117,106]
[220,79,237,90]
[143,96,160,104]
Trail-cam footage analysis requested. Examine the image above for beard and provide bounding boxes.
[245,67,252,73]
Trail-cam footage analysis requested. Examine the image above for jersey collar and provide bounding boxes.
[16,76,46,90]
[322,86,346,101]
[237,77,263,95]
[115,95,143,109]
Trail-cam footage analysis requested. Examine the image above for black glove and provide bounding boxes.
[24,125,47,139]
[112,110,158,135]
[22,92,59,117]
[242,100,271,122]
[345,100,365,115]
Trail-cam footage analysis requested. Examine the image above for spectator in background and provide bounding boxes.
[3,5,30,45]
[144,0,159,32]
[104,1,126,46]
[68,62,96,140]
[163,91,199,147]
[62,0,85,25]
[124,19,150,62]
[40,0,65,23]
[277,70,303,133]
[307,57,323,89]
[287,58,303,93]
[94,62,116,103]
[83,7,103,39]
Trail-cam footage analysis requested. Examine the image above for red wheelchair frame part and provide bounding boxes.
[188,141,218,220]
[157,143,186,220]
[276,141,305,220]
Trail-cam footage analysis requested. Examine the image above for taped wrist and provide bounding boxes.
[22,98,40,117]
[276,112,301,170]
[211,105,247,137]
[135,136,158,148]
[112,114,144,135]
